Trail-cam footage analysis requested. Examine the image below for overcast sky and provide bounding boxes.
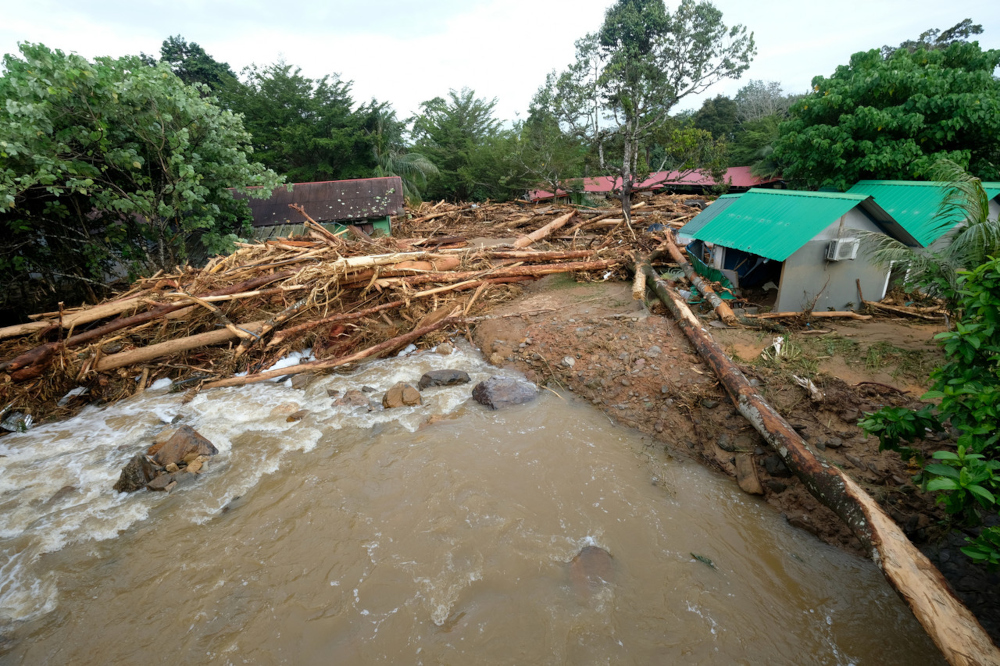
[1,0,996,121]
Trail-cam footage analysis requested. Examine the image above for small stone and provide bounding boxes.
[765,479,787,493]
[186,458,204,474]
[618,352,629,360]
[660,385,670,394]
[436,343,454,355]
[361,386,376,393]
[814,439,826,451]
[164,481,178,493]
[335,390,371,407]
[489,352,505,366]
[620,378,630,387]
[182,451,201,465]
[845,454,865,470]
[418,369,471,389]
[647,346,661,356]
[717,434,736,452]
[165,463,179,473]
[472,377,537,410]
[825,437,844,449]
[763,454,792,478]
[269,402,301,418]
[287,409,310,422]
[701,399,719,409]
[149,426,217,468]
[634,358,646,369]
[383,382,422,408]
[147,474,176,492]
[326,388,341,398]
[290,375,312,390]
[654,421,664,433]
[113,454,158,493]
[562,356,576,368]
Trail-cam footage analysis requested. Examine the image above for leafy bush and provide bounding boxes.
[862,257,1000,565]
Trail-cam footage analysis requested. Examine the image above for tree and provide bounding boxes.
[692,94,739,141]
[734,79,797,123]
[772,41,1000,191]
[145,35,238,91]
[225,62,381,183]
[551,0,755,221]
[515,74,587,199]
[0,43,281,309]
[367,109,438,204]
[882,18,984,58]
[410,88,504,201]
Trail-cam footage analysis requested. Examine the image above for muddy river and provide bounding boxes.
[0,343,942,664]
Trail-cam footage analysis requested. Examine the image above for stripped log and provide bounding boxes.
[204,314,458,389]
[747,311,871,321]
[375,259,618,288]
[661,233,737,325]
[96,321,265,371]
[632,265,646,301]
[638,259,998,666]
[0,296,145,340]
[513,211,576,249]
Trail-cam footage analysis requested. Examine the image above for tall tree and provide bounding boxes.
[143,35,237,91]
[551,0,755,221]
[0,43,281,309]
[692,94,739,141]
[225,62,380,183]
[882,18,984,58]
[734,79,797,123]
[410,88,503,201]
[772,41,1000,190]
[515,74,587,199]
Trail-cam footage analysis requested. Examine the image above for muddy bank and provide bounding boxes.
[472,274,1000,642]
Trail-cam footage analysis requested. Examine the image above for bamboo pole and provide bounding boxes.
[638,258,998,666]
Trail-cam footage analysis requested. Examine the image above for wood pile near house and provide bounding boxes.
[0,201,638,422]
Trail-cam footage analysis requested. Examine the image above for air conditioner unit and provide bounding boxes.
[826,238,859,261]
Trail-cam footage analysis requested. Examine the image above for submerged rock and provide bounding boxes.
[336,389,372,408]
[418,369,471,389]
[471,377,537,410]
[436,343,454,355]
[149,426,218,468]
[570,546,614,593]
[113,454,158,493]
[383,382,422,408]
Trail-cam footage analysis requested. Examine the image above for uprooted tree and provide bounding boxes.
[0,43,282,311]
[545,0,755,221]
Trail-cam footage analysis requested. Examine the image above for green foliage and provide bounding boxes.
[772,41,1000,190]
[693,95,739,141]
[515,74,588,198]
[145,35,238,91]
[368,109,437,204]
[410,88,521,201]
[862,256,1000,567]
[224,61,382,183]
[0,43,281,308]
[882,18,984,58]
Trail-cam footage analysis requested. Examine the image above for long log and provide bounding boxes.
[513,211,576,248]
[204,315,458,389]
[747,311,871,321]
[0,296,146,340]
[0,272,293,376]
[95,321,266,371]
[638,259,998,666]
[375,259,618,288]
[662,233,738,325]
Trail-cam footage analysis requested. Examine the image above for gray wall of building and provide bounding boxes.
[775,208,891,312]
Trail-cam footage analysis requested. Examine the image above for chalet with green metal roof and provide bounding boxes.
[679,188,918,313]
[846,180,1000,250]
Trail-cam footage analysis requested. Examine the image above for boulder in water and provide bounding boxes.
[418,369,471,389]
[383,382,422,408]
[471,377,537,410]
[336,389,373,408]
[113,454,158,493]
[569,545,614,593]
[150,425,218,468]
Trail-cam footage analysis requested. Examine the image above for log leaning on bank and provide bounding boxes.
[638,258,999,666]
[660,233,738,326]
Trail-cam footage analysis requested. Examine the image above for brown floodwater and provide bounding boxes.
[0,343,944,665]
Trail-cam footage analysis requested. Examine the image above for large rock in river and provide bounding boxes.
[383,382,422,408]
[113,454,158,493]
[418,369,471,389]
[570,545,614,595]
[148,425,218,468]
[471,377,537,410]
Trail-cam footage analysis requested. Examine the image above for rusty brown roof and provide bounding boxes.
[238,177,405,227]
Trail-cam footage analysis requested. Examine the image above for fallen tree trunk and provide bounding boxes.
[661,233,738,326]
[638,258,998,666]
[375,259,618,288]
[513,211,576,249]
[95,321,266,371]
[204,314,458,389]
[0,296,146,341]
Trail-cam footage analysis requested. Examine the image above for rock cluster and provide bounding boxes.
[113,425,217,493]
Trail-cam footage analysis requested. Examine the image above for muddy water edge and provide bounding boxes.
[0,343,943,664]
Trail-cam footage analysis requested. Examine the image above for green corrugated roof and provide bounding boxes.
[677,194,742,237]
[690,189,870,261]
[847,180,1000,247]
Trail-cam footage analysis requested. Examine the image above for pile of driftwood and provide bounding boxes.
[0,204,625,420]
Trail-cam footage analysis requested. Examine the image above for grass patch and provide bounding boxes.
[864,341,934,378]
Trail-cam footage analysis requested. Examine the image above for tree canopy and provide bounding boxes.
[772,41,1000,190]
[144,35,238,91]
[0,43,281,308]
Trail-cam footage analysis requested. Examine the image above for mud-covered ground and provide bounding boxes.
[472,274,1000,640]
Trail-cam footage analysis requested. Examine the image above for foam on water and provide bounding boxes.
[0,339,510,626]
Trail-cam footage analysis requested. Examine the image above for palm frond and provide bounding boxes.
[928,159,991,242]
